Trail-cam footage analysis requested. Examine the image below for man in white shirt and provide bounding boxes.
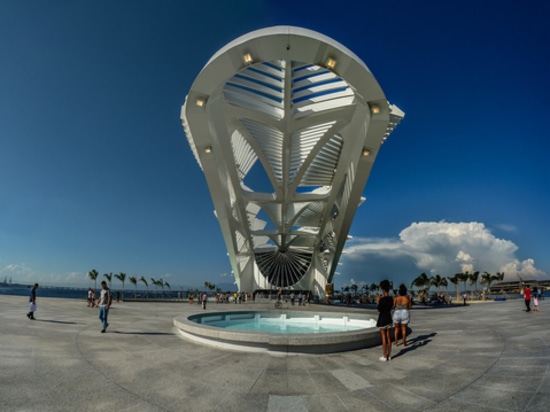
[98,281,112,333]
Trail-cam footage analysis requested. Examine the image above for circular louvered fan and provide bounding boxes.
[255,250,312,287]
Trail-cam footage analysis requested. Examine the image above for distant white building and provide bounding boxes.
[181,26,404,299]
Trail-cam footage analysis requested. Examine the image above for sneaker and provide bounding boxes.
[379,357,387,362]
[27,313,31,319]
[101,329,106,333]
[387,356,391,361]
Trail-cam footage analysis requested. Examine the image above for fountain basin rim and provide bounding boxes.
[173,310,381,353]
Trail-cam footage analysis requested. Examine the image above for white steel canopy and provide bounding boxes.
[181,26,404,297]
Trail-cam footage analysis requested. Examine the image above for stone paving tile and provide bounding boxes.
[474,373,542,392]
[303,394,348,412]
[524,392,550,411]
[537,375,550,393]
[450,385,535,411]
[426,398,513,412]
[267,395,308,412]
[365,384,437,411]
[306,370,347,393]
[249,370,289,395]
[339,389,398,412]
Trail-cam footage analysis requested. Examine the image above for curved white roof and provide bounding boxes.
[181,26,404,292]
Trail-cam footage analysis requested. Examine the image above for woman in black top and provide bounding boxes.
[376,279,394,361]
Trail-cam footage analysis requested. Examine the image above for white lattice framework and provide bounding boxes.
[181,26,404,298]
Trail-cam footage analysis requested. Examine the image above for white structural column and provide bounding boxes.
[181,26,404,298]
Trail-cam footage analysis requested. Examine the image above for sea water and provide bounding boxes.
[0,284,180,300]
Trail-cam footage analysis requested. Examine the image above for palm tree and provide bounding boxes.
[164,281,171,298]
[480,272,497,300]
[369,283,378,302]
[448,274,460,302]
[158,278,165,298]
[103,272,112,289]
[493,272,505,295]
[114,272,126,300]
[350,284,358,297]
[457,272,470,297]
[139,276,149,299]
[412,273,430,302]
[469,271,480,300]
[88,269,99,292]
[431,274,448,296]
[129,276,138,298]
[151,277,158,299]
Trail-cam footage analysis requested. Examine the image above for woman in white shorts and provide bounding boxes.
[392,284,412,347]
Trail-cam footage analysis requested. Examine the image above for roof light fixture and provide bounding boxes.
[362,148,371,157]
[204,146,212,154]
[326,57,336,69]
[371,105,380,114]
[243,53,253,64]
[196,98,206,107]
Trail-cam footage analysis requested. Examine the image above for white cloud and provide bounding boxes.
[0,263,85,287]
[342,221,547,286]
[499,258,546,280]
[0,263,35,280]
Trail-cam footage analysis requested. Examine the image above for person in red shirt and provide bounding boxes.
[524,285,531,312]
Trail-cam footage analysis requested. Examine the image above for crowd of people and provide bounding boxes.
[191,290,313,307]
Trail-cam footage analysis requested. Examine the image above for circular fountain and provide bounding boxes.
[174,311,380,354]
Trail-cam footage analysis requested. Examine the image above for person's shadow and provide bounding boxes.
[391,331,436,359]
[36,319,78,325]
[113,331,176,336]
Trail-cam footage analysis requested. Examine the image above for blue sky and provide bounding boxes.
[1,1,548,291]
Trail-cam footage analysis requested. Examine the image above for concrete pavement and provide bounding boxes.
[1,295,549,411]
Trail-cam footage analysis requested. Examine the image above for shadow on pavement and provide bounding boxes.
[35,319,79,325]
[391,332,437,359]
[113,331,176,336]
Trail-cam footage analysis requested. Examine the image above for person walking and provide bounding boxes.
[524,284,532,312]
[376,279,394,361]
[202,292,207,309]
[27,283,39,320]
[87,288,93,307]
[393,284,412,347]
[98,281,112,333]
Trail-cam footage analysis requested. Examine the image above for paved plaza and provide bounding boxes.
[1,294,549,411]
